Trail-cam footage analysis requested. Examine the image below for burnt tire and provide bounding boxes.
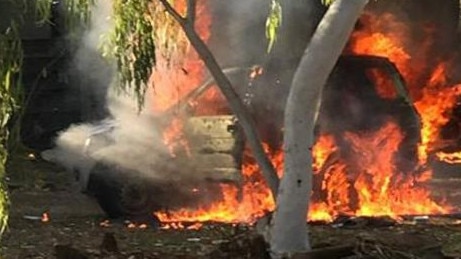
[86,162,157,220]
[87,163,124,219]
[86,161,229,222]
[120,176,157,218]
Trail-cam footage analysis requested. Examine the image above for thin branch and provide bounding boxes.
[158,0,186,25]
[156,0,280,198]
[187,0,196,25]
[156,1,280,196]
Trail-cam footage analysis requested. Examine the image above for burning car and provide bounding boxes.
[43,54,421,221]
[318,55,421,174]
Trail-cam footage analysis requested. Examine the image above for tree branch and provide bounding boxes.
[157,0,280,197]
[158,0,186,25]
[187,0,196,25]
[183,24,280,196]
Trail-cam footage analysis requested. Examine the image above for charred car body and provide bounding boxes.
[42,55,421,220]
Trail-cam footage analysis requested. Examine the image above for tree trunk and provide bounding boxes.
[270,0,369,257]
[251,0,325,150]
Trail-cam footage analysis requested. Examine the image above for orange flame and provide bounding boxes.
[412,63,461,162]
[150,0,213,114]
[162,117,191,157]
[415,83,461,163]
[347,122,447,217]
[436,151,461,164]
[349,13,461,164]
[156,153,276,224]
[150,9,458,227]
[41,212,49,223]
[150,0,214,157]
[155,142,337,224]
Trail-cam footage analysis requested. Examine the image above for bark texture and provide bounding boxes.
[270,0,369,257]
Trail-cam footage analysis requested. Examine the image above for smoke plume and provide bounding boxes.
[41,0,184,192]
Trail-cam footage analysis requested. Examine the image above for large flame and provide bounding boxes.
[149,0,217,157]
[150,7,459,226]
[347,121,446,217]
[149,0,214,114]
[349,13,461,164]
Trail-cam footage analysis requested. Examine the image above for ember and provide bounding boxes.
[41,212,50,223]
[127,222,148,229]
[100,220,111,228]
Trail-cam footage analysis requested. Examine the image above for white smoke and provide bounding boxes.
[41,0,179,191]
[42,0,259,194]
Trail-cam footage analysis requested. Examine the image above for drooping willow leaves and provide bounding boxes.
[265,0,336,53]
[0,22,23,236]
[35,0,53,24]
[322,0,336,5]
[102,0,199,109]
[108,0,156,109]
[149,0,190,65]
[0,0,93,237]
[16,0,93,31]
[266,0,282,53]
[61,0,94,32]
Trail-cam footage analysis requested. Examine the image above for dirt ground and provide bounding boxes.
[2,149,461,259]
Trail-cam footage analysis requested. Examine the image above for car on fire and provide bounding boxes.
[42,55,421,221]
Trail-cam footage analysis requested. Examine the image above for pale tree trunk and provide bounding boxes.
[158,0,280,196]
[270,0,369,257]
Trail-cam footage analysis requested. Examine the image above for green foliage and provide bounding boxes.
[149,1,189,64]
[61,0,94,32]
[321,0,335,5]
[265,0,282,53]
[264,0,340,52]
[107,0,156,109]
[0,22,23,236]
[35,0,53,24]
[0,0,94,238]
[34,0,94,34]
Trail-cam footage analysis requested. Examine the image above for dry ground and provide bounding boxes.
[2,149,461,259]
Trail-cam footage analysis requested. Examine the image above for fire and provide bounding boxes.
[155,120,448,225]
[312,134,337,172]
[414,82,461,162]
[41,212,49,223]
[149,0,215,157]
[347,122,446,217]
[150,7,460,227]
[436,151,461,164]
[156,146,276,224]
[349,13,461,163]
[155,142,336,224]
[149,0,213,114]
[366,68,398,99]
[162,117,191,157]
[348,13,411,79]
[345,12,459,213]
